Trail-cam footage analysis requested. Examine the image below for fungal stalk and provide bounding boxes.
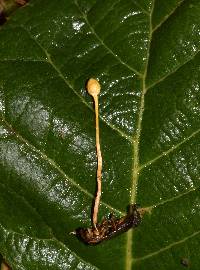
[86,78,102,228]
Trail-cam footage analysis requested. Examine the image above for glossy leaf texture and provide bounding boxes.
[0,0,200,269]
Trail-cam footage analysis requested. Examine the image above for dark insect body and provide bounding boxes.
[75,204,141,245]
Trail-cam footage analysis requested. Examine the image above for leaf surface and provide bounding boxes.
[0,0,200,269]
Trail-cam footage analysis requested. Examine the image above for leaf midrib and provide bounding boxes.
[125,1,155,269]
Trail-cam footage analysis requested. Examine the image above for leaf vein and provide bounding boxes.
[0,182,55,238]
[0,224,99,270]
[88,0,122,28]
[74,0,142,76]
[152,0,186,33]
[139,127,200,171]
[7,25,133,142]
[144,187,198,211]
[131,0,150,15]
[133,230,200,262]
[146,49,200,92]
[1,117,123,215]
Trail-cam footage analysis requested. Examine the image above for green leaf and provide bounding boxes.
[0,0,200,269]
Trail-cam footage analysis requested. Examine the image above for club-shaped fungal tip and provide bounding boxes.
[86,78,101,97]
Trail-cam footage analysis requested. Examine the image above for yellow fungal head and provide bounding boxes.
[86,78,101,97]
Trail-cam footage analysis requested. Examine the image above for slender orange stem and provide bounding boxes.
[92,95,102,227]
[86,78,102,229]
